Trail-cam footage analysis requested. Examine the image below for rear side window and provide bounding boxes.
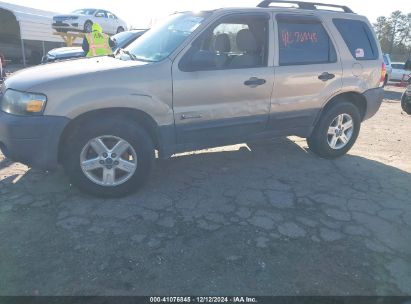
[333,19,379,60]
[392,64,404,69]
[277,16,337,66]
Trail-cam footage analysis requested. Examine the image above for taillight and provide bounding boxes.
[380,62,387,87]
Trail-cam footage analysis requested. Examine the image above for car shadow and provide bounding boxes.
[384,87,404,102]
[2,137,411,203]
[1,138,411,295]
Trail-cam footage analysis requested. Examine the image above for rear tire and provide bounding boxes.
[62,118,155,197]
[384,75,388,86]
[307,100,361,159]
[116,27,125,34]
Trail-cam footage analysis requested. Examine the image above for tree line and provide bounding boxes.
[374,11,411,62]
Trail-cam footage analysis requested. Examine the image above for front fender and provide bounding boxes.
[45,86,174,126]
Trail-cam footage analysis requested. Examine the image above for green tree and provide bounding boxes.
[373,10,411,61]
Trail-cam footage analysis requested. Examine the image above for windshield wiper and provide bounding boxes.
[116,48,138,61]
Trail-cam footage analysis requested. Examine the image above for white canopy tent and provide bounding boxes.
[0,1,81,65]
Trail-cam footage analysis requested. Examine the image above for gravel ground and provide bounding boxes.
[0,85,410,296]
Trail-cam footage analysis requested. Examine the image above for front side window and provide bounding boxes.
[72,9,96,16]
[277,15,337,66]
[95,11,107,18]
[180,14,269,71]
[124,12,210,63]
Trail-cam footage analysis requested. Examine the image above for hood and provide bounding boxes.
[5,56,147,92]
[48,47,85,58]
[53,14,84,19]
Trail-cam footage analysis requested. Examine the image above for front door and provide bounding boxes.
[270,14,343,132]
[94,10,111,34]
[172,13,274,145]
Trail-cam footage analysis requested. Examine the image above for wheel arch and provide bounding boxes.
[315,91,367,127]
[58,108,161,163]
[84,19,93,31]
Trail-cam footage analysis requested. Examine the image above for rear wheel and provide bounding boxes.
[307,100,361,159]
[63,118,155,197]
[384,75,388,86]
[117,26,125,34]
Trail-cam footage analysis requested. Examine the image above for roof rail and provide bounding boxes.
[257,0,354,13]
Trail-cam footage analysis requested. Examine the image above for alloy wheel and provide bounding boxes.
[79,135,138,187]
[327,113,354,150]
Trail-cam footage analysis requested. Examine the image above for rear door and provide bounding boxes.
[392,63,406,81]
[270,14,342,133]
[94,10,111,34]
[106,11,118,34]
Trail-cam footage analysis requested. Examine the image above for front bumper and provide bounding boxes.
[362,87,384,121]
[0,111,69,170]
[52,23,81,31]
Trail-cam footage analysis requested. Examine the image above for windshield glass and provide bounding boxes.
[123,12,210,62]
[112,31,141,49]
[72,9,96,15]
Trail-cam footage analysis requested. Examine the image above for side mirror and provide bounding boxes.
[179,47,215,72]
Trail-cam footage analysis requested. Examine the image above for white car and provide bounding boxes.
[52,9,128,35]
[390,62,411,82]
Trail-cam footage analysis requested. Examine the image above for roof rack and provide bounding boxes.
[257,0,354,13]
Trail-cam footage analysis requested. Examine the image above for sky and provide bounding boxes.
[4,0,411,28]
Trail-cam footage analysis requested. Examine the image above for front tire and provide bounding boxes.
[307,100,361,159]
[84,21,93,33]
[63,118,155,197]
[117,27,125,34]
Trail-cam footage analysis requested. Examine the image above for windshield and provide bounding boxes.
[112,31,142,49]
[72,9,96,15]
[123,12,210,62]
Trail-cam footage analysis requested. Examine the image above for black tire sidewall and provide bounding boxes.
[63,119,154,197]
[84,21,93,33]
[401,94,411,114]
[309,102,361,159]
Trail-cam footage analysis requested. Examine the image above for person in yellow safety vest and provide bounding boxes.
[82,23,115,57]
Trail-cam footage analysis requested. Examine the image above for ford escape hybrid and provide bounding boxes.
[0,1,385,197]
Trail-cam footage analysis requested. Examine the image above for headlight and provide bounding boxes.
[0,89,47,116]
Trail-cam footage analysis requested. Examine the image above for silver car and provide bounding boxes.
[52,8,128,34]
[1,1,385,197]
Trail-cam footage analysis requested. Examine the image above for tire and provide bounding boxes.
[384,75,388,86]
[401,94,411,114]
[117,27,125,34]
[307,100,361,159]
[84,21,93,33]
[62,118,155,197]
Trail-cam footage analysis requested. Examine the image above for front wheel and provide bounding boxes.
[117,27,125,34]
[84,21,93,33]
[307,101,361,159]
[63,119,155,197]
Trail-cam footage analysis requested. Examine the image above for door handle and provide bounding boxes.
[244,77,266,87]
[318,72,335,81]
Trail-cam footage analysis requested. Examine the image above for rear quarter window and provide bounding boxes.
[333,19,379,60]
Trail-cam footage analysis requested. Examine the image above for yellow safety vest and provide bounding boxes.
[85,32,113,57]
